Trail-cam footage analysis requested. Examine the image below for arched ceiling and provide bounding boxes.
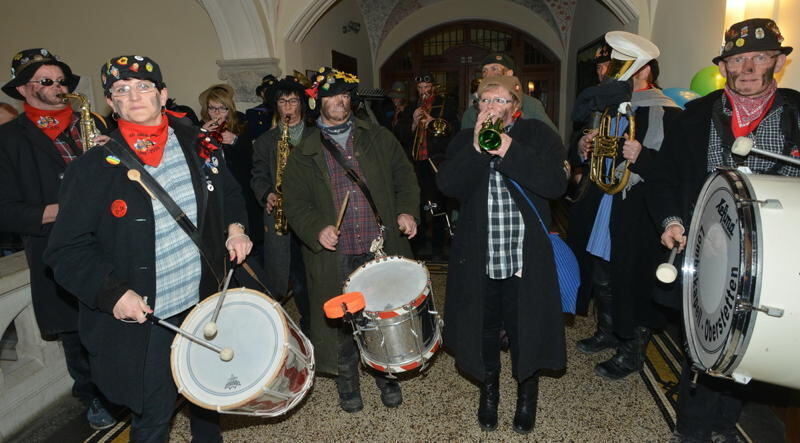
[356,0,577,54]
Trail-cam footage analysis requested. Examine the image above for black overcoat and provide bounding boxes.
[567,106,682,336]
[43,117,246,412]
[437,118,567,383]
[0,114,101,334]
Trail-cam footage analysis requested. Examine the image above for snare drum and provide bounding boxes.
[683,169,800,389]
[171,288,314,416]
[343,256,442,374]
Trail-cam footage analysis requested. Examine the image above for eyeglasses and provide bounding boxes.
[724,53,779,68]
[415,75,433,83]
[207,105,229,112]
[110,82,157,97]
[277,98,300,106]
[479,97,513,105]
[28,78,68,87]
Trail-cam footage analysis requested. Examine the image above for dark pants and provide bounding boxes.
[414,160,446,255]
[481,275,521,379]
[130,313,221,443]
[59,331,98,406]
[290,235,310,335]
[675,362,744,440]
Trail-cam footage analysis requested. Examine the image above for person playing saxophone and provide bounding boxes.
[251,75,312,334]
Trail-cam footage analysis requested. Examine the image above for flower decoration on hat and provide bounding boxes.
[304,67,359,110]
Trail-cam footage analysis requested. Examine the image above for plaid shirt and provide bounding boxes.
[707,94,800,176]
[321,131,381,255]
[486,158,525,279]
[53,113,84,164]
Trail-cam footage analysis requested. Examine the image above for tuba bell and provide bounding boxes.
[588,103,635,195]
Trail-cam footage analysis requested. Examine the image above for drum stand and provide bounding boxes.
[424,200,454,237]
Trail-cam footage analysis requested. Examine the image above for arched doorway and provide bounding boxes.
[380,20,560,126]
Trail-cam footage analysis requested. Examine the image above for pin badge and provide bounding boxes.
[207,181,215,192]
[211,157,219,167]
[740,26,749,38]
[105,155,121,166]
[111,199,128,218]
[735,38,745,47]
[211,167,219,174]
[755,28,765,39]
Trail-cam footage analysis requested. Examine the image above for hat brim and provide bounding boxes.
[713,45,793,64]
[2,60,79,100]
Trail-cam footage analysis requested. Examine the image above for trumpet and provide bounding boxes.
[59,93,101,152]
[478,116,504,151]
[588,103,635,195]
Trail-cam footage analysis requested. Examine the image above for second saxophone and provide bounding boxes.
[273,116,291,235]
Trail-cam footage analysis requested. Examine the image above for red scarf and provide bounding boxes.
[24,103,73,140]
[118,112,170,167]
[724,81,778,138]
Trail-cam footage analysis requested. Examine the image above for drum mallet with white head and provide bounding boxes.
[656,247,679,284]
[147,313,234,362]
[731,137,800,167]
[203,267,236,339]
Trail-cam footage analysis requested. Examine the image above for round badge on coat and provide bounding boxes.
[111,199,128,218]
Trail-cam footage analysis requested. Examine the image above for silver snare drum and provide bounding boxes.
[683,169,800,389]
[343,256,443,374]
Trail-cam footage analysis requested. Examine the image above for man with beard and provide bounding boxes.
[282,67,419,413]
[0,48,115,430]
[650,18,797,442]
[44,55,251,441]
[251,75,312,334]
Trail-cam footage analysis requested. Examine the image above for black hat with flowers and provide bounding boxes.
[268,75,308,107]
[100,55,164,96]
[2,48,79,100]
[713,18,793,64]
[256,74,278,101]
[304,67,359,109]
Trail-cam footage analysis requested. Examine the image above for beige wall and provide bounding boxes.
[298,0,374,87]
[0,0,223,116]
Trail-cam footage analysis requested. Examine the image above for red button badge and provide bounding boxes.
[111,199,128,218]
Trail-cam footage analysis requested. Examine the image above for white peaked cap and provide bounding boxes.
[605,31,660,82]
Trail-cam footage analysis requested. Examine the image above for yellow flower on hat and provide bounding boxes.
[117,57,128,65]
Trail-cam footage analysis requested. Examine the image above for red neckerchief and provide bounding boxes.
[24,103,73,140]
[724,81,778,138]
[117,112,170,167]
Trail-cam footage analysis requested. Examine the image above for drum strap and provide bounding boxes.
[103,138,222,284]
[319,133,385,229]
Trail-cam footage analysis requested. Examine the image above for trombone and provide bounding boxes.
[411,85,451,161]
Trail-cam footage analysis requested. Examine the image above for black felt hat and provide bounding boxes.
[256,74,278,100]
[481,53,517,71]
[2,48,79,100]
[268,75,308,108]
[713,18,793,64]
[100,55,164,96]
[304,67,359,109]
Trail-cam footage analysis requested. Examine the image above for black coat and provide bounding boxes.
[0,114,103,335]
[567,106,682,336]
[437,118,568,383]
[43,117,246,412]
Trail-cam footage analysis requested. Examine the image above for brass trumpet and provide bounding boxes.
[588,104,635,195]
[478,116,504,151]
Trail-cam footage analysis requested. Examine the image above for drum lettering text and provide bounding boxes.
[716,199,735,239]
[692,227,705,329]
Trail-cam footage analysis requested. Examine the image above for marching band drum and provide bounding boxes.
[682,168,800,389]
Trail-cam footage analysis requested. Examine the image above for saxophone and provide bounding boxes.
[59,93,101,152]
[273,116,291,235]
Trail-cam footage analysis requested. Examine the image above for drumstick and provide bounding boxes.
[147,313,234,361]
[334,191,351,232]
[203,267,236,339]
[731,136,800,167]
[127,169,156,200]
[428,158,439,174]
[656,247,679,284]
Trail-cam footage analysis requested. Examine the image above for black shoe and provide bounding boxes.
[575,330,619,354]
[512,376,538,434]
[375,378,403,408]
[595,327,651,380]
[477,371,500,431]
[336,373,363,413]
[86,398,116,430]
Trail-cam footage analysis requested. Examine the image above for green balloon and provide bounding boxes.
[690,66,726,96]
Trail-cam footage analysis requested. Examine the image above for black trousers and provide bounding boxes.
[59,331,98,406]
[675,361,744,440]
[481,275,521,379]
[414,160,446,254]
[289,235,310,335]
[130,313,221,443]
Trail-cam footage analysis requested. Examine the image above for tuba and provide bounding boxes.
[59,93,101,152]
[272,116,291,235]
[588,103,635,195]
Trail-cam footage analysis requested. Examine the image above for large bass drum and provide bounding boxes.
[683,168,800,389]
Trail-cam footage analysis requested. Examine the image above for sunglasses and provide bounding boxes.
[28,78,69,87]
[415,75,433,83]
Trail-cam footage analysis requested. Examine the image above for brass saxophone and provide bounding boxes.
[273,116,291,235]
[59,93,101,152]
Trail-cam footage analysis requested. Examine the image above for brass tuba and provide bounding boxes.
[272,116,291,235]
[478,116,504,151]
[588,103,635,195]
[59,93,101,152]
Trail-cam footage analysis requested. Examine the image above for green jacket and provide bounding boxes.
[282,118,420,374]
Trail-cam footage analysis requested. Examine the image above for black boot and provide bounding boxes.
[595,326,652,380]
[374,375,403,408]
[576,266,619,354]
[336,361,363,413]
[477,370,500,431]
[512,376,539,434]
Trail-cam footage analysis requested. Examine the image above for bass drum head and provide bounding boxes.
[171,288,288,411]
[683,169,759,373]
[344,256,429,313]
